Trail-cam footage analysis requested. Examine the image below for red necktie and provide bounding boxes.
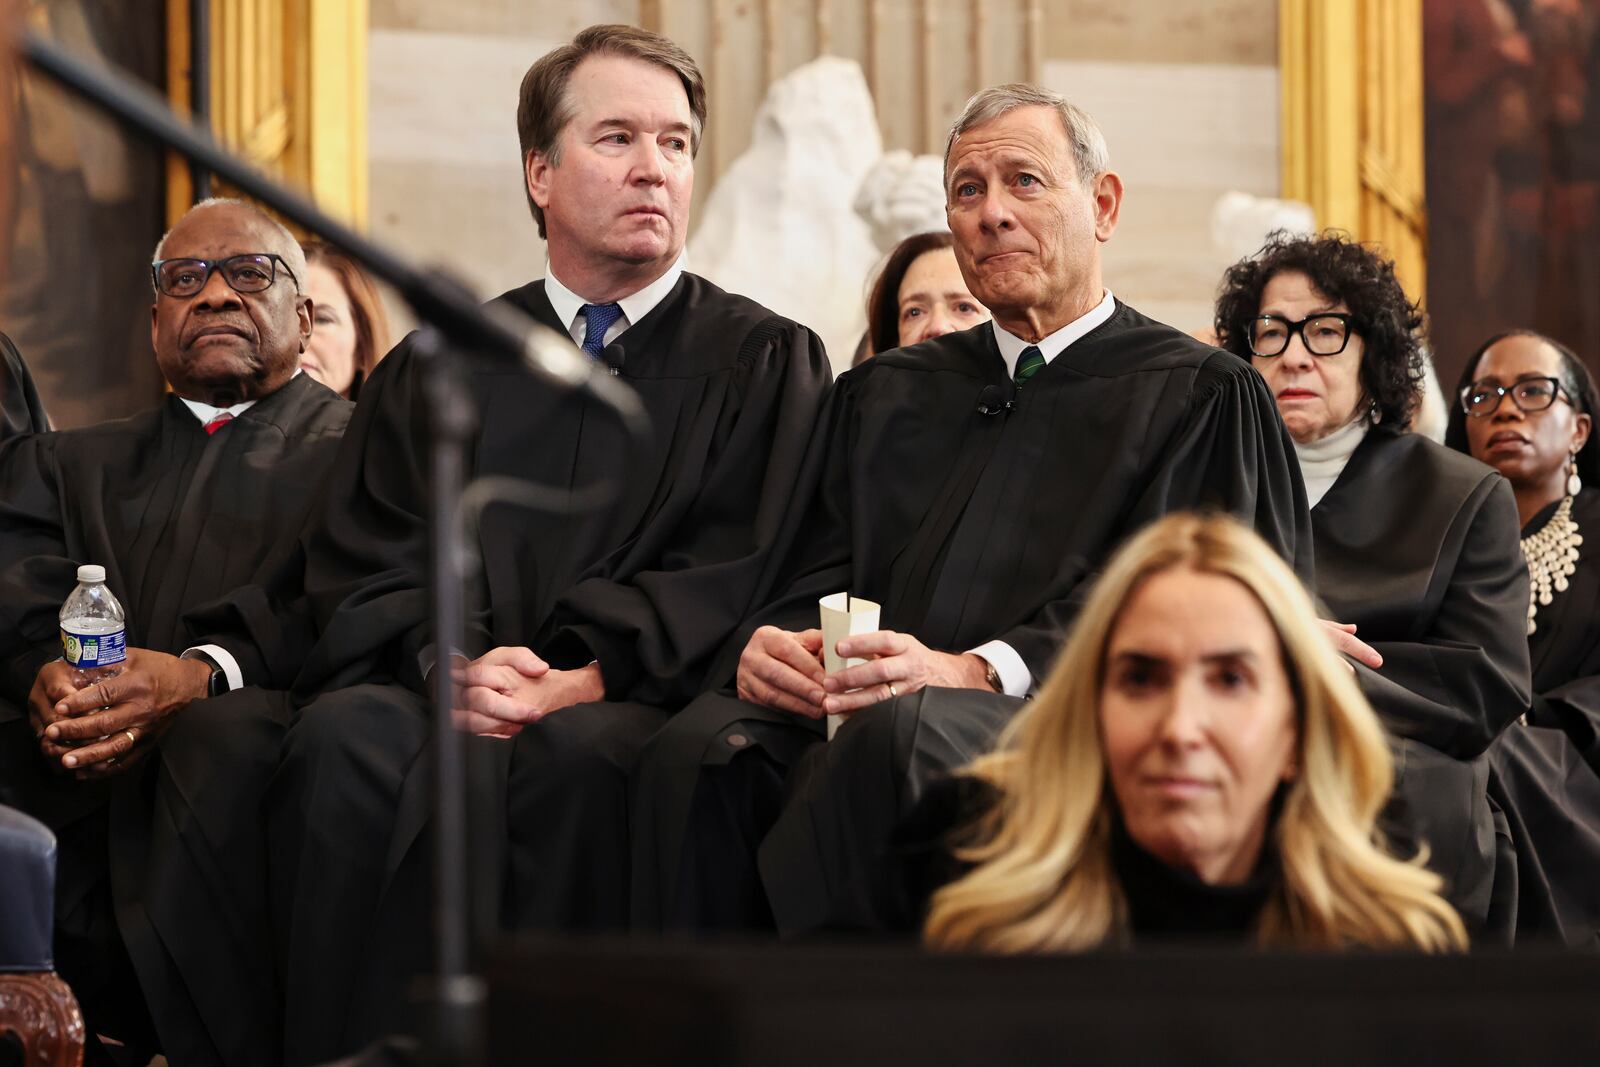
[203,412,234,435]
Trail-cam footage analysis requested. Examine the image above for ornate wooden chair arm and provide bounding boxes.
[0,972,85,1067]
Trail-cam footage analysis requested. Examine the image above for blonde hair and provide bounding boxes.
[924,513,1466,954]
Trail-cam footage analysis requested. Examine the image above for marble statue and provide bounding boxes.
[689,56,886,373]
[853,148,949,253]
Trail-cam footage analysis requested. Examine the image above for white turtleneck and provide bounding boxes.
[1294,417,1370,509]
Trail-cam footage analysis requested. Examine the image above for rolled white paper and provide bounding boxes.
[819,592,882,739]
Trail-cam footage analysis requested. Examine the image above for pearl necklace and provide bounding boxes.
[1521,495,1582,636]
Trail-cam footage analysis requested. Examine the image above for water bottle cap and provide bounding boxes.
[76,564,106,584]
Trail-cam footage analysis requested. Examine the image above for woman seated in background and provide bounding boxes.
[855,231,989,365]
[1447,330,1600,946]
[1213,231,1530,935]
[902,513,1465,952]
[301,239,392,399]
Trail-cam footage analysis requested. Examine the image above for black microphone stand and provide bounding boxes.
[16,29,649,1065]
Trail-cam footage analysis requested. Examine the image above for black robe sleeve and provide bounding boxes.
[0,433,69,713]
[881,773,994,932]
[293,335,444,697]
[999,353,1312,679]
[1352,474,1531,758]
[1534,678,1600,773]
[179,535,325,690]
[697,371,870,677]
[1,332,50,440]
[540,319,833,704]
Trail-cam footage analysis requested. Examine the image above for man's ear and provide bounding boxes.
[295,294,313,353]
[526,149,553,213]
[1092,170,1124,243]
[150,301,160,355]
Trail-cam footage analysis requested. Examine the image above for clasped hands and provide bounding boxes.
[736,625,994,718]
[447,647,604,737]
[28,648,212,779]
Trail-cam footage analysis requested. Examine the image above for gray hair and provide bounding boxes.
[944,84,1110,189]
[152,197,307,292]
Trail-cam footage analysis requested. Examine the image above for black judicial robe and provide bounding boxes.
[270,273,830,1063]
[0,372,351,1066]
[0,331,49,439]
[632,301,1313,932]
[1487,487,1600,945]
[295,272,830,700]
[1308,426,1530,931]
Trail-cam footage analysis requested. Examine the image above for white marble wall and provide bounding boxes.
[367,28,558,331]
[1044,58,1281,337]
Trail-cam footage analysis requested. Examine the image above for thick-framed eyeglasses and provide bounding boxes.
[151,253,299,299]
[1247,313,1357,358]
[1459,376,1570,418]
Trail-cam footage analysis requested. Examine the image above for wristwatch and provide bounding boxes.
[980,657,1003,694]
[180,649,231,698]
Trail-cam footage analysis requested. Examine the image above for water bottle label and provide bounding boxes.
[61,626,127,668]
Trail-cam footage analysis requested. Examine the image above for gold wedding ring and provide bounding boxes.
[123,728,138,747]
[887,683,898,699]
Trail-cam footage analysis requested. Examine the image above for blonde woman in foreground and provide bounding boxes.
[906,512,1466,952]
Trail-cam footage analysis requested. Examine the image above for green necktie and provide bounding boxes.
[1014,345,1046,387]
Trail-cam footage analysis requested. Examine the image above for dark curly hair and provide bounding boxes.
[1214,230,1426,429]
[1443,329,1600,488]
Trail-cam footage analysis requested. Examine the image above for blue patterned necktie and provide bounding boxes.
[1014,345,1046,387]
[579,302,624,358]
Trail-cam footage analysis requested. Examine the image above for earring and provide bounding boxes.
[1568,450,1583,497]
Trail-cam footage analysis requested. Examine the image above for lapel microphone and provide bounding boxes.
[976,382,1016,417]
[601,342,626,377]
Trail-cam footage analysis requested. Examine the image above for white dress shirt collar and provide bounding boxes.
[989,289,1117,378]
[177,368,302,425]
[543,251,688,349]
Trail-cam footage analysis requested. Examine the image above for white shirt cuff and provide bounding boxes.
[967,640,1034,698]
[184,643,243,693]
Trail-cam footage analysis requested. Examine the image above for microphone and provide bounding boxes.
[601,341,626,377]
[976,382,1015,417]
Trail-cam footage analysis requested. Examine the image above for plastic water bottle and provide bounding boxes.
[59,564,127,689]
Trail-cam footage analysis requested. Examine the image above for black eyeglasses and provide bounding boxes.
[1459,376,1569,418]
[151,253,299,298]
[1247,313,1357,358]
